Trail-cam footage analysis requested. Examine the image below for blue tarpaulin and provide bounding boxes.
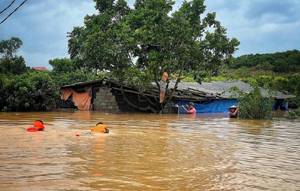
[176,99,238,113]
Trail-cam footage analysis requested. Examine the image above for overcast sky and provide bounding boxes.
[0,0,299,68]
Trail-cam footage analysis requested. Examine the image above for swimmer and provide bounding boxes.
[91,122,109,133]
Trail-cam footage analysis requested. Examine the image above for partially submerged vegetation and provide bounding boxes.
[0,38,99,111]
[238,86,273,119]
[208,50,300,108]
[0,0,299,116]
[1,72,56,111]
[287,108,300,119]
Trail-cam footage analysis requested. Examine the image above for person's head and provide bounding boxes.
[93,122,109,133]
[229,105,237,112]
[96,122,103,126]
[162,72,169,82]
[188,102,194,109]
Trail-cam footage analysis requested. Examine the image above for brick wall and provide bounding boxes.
[93,87,119,112]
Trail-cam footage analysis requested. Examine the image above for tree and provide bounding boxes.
[49,58,75,74]
[0,37,27,75]
[0,37,22,59]
[68,0,131,73]
[49,58,99,87]
[68,0,239,111]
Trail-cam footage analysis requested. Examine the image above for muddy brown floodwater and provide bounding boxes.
[0,111,299,191]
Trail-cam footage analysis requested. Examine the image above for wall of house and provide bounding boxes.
[162,101,176,114]
[176,99,238,113]
[93,87,119,112]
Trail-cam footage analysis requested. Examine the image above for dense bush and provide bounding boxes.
[2,71,57,111]
[238,86,273,119]
[0,57,28,75]
[0,74,9,109]
[287,108,300,119]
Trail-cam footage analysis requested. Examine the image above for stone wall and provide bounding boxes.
[93,87,119,112]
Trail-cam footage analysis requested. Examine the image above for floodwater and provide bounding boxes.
[0,111,299,191]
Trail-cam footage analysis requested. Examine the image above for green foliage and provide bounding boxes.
[2,71,57,111]
[51,68,100,87]
[0,38,103,112]
[0,37,22,58]
[213,57,300,108]
[181,74,197,82]
[49,58,100,87]
[287,108,300,119]
[296,108,300,116]
[68,0,239,86]
[49,58,75,73]
[230,50,300,73]
[68,0,131,72]
[238,86,273,119]
[287,111,298,119]
[0,37,28,75]
[0,74,10,109]
[0,38,59,111]
[0,56,27,75]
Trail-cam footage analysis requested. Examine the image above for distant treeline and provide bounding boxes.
[230,50,300,73]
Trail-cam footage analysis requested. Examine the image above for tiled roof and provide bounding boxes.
[32,67,48,71]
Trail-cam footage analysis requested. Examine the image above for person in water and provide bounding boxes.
[183,102,197,114]
[91,122,109,133]
[27,120,45,132]
[229,105,239,118]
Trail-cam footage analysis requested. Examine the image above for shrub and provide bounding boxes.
[238,86,273,119]
[3,71,57,111]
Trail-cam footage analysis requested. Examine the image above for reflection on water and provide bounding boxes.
[0,111,299,190]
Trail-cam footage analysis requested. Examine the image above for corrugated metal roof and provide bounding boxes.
[167,80,295,99]
[61,79,295,99]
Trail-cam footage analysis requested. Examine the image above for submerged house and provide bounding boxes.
[169,81,295,113]
[60,79,294,113]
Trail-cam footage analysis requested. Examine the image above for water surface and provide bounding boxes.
[0,111,299,190]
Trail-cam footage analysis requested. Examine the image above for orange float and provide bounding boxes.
[27,120,45,132]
